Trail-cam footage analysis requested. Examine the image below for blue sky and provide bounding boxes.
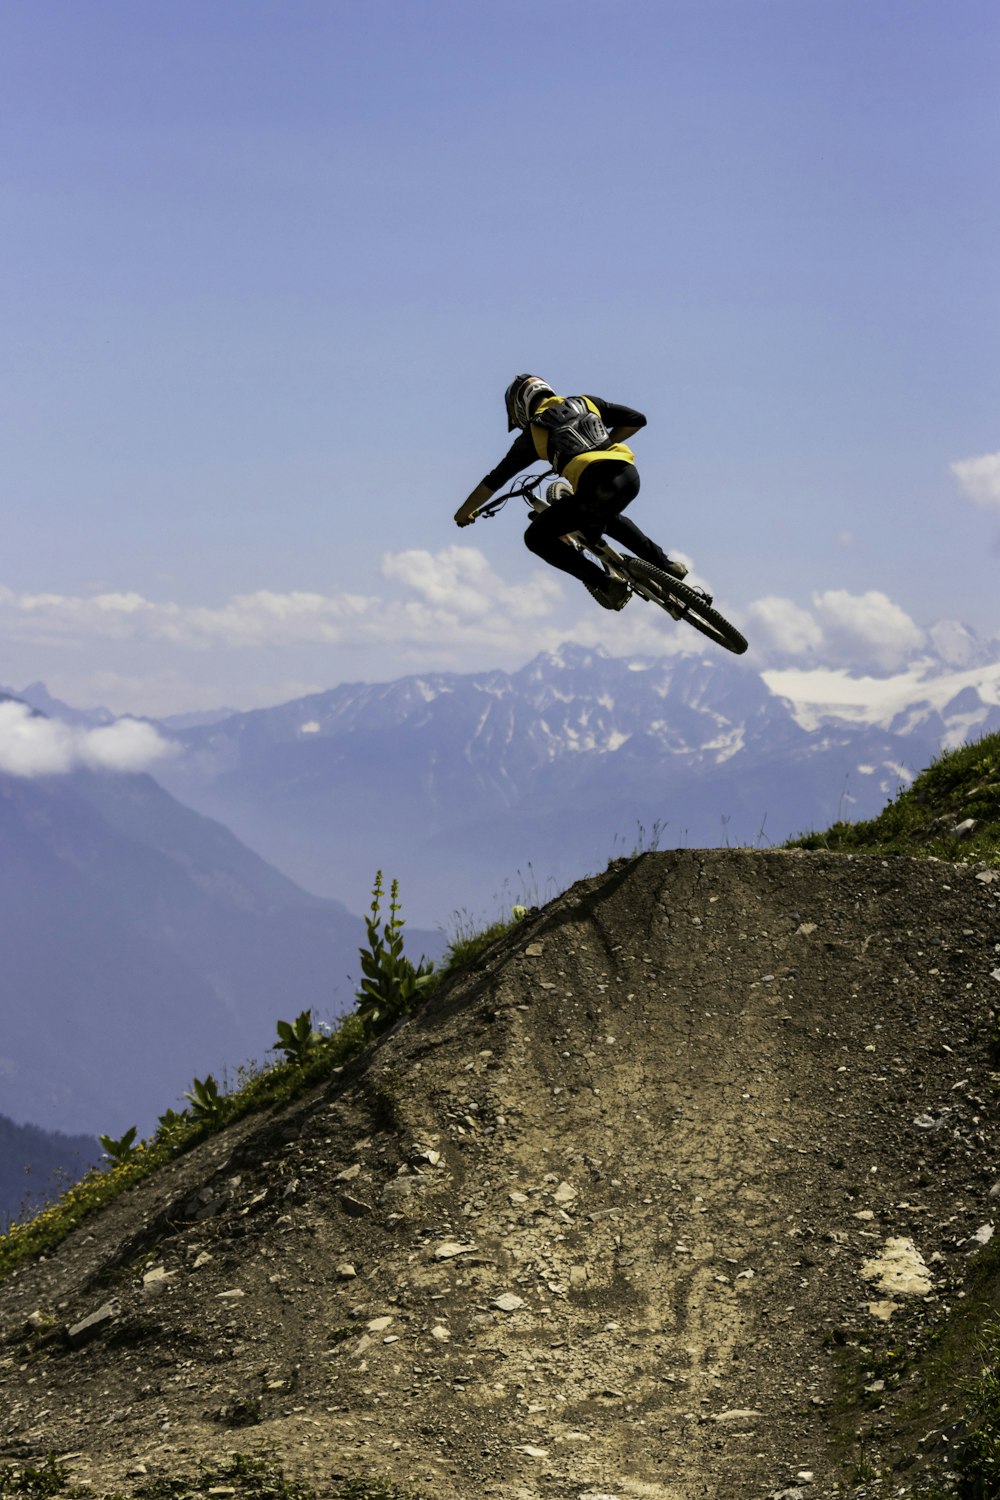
[3,0,999,714]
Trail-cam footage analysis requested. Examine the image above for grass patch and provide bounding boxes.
[133,1449,426,1500]
[0,1455,82,1497]
[787,729,1000,865]
[952,1317,1000,1499]
[440,912,526,973]
[0,1451,425,1499]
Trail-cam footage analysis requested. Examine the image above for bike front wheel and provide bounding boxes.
[622,559,748,655]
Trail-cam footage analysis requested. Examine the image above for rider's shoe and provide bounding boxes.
[644,550,688,580]
[545,479,573,504]
[586,576,630,611]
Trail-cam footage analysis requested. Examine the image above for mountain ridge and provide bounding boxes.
[139,641,1000,923]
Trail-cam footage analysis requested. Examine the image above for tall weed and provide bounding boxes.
[355,872,435,1039]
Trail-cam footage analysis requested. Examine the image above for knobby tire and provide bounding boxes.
[622,558,748,655]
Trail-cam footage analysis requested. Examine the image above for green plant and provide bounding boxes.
[183,1073,228,1124]
[439,891,533,977]
[273,1009,321,1064]
[98,1125,138,1165]
[952,1318,1000,1497]
[852,1436,878,1483]
[355,872,435,1039]
[125,1449,425,1499]
[133,1450,311,1498]
[155,1107,189,1147]
[0,1455,76,1496]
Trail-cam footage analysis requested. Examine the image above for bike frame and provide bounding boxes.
[477,470,678,605]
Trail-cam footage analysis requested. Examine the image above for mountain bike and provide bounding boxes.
[476,470,748,656]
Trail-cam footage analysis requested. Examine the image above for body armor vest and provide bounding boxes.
[532,396,612,475]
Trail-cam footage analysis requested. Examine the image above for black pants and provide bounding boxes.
[524,461,669,588]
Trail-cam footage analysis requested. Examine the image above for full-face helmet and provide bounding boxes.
[504,374,555,430]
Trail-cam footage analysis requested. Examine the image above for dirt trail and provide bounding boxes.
[2,850,1000,1500]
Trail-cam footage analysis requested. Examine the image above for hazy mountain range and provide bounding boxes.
[5,630,1000,1141]
[133,637,1000,925]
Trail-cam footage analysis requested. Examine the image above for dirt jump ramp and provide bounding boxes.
[2,849,999,1500]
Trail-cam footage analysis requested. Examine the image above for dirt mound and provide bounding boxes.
[2,850,1000,1500]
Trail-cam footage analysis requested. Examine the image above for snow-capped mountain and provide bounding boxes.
[139,639,1000,924]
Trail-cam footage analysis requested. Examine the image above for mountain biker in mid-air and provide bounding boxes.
[454,374,688,611]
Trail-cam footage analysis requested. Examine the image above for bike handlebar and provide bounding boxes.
[475,469,557,521]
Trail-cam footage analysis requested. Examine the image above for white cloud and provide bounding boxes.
[0,548,565,655]
[0,701,175,778]
[0,550,581,714]
[746,596,824,656]
[381,545,563,621]
[745,589,924,672]
[812,589,925,671]
[951,451,1000,511]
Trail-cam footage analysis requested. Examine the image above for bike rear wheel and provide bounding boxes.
[622,558,748,655]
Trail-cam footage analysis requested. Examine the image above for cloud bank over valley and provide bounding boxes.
[0,700,175,778]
